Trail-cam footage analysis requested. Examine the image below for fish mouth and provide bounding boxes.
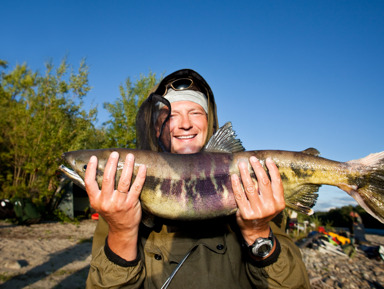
[59,165,85,189]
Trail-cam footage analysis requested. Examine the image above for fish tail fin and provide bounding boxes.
[344,151,384,223]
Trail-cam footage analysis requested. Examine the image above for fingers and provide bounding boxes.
[117,153,147,199]
[265,158,285,210]
[233,160,260,215]
[85,155,100,198]
[102,151,120,195]
[248,157,284,203]
[117,153,135,193]
[128,164,147,201]
[231,173,247,206]
[232,156,285,220]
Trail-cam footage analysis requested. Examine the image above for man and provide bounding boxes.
[85,69,310,288]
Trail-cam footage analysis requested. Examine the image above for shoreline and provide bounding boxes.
[0,220,383,288]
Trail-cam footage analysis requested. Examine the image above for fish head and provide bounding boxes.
[62,150,90,179]
[62,150,106,181]
[61,149,116,187]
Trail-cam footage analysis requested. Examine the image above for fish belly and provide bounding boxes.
[139,152,238,220]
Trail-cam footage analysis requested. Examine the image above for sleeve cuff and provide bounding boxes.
[104,237,141,267]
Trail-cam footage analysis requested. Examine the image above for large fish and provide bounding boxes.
[60,122,384,223]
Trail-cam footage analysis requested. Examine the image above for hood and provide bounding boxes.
[136,69,219,151]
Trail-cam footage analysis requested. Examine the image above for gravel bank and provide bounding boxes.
[0,220,383,288]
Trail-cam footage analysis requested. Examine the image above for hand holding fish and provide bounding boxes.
[84,152,147,261]
[232,157,285,247]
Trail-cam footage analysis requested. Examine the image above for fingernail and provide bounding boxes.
[266,157,273,163]
[127,153,134,161]
[111,151,119,158]
[90,156,97,162]
[231,174,239,184]
[250,156,258,163]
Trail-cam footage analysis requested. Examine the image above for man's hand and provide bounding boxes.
[231,156,285,246]
[85,152,146,261]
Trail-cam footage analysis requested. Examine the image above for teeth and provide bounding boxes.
[177,135,195,139]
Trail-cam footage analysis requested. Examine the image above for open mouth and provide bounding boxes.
[175,134,196,140]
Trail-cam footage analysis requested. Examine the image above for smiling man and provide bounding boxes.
[155,89,209,154]
[85,69,310,289]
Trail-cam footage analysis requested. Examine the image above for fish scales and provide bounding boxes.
[140,152,236,219]
[60,122,384,223]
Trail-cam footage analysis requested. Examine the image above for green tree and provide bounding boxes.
[103,72,160,148]
[0,59,102,206]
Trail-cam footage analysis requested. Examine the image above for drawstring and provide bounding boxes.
[160,245,198,289]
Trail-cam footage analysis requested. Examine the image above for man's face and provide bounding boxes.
[156,101,208,154]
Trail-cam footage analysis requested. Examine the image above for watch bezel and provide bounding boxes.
[247,229,274,258]
[251,238,274,258]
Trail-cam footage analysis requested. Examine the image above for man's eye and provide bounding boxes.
[191,111,204,116]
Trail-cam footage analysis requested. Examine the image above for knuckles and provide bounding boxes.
[119,179,131,188]
[246,184,256,194]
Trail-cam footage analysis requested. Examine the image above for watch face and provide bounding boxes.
[252,239,273,257]
[258,243,272,255]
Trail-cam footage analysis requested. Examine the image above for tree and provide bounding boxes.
[0,59,102,206]
[103,72,161,148]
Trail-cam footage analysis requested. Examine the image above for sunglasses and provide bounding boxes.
[163,78,201,96]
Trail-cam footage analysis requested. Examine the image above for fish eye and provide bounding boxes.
[82,165,87,172]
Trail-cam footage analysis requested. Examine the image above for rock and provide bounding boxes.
[301,238,384,289]
[3,259,28,270]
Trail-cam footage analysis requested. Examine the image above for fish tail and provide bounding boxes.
[344,151,384,223]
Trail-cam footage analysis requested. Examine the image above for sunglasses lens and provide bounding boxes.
[171,79,193,90]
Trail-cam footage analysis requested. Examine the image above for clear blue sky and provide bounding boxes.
[2,0,384,212]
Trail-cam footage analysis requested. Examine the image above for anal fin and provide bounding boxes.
[285,184,321,215]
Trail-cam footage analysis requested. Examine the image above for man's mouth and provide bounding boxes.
[175,134,196,140]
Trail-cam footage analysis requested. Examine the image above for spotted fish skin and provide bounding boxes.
[60,123,384,223]
[61,147,384,223]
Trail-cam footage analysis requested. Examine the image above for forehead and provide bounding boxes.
[170,101,205,112]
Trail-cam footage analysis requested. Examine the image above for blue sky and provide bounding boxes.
[2,1,384,212]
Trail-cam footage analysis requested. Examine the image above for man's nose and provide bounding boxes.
[179,115,192,129]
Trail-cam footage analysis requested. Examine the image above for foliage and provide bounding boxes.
[314,205,384,229]
[0,58,161,219]
[309,215,322,229]
[0,59,103,208]
[53,209,80,224]
[102,72,161,148]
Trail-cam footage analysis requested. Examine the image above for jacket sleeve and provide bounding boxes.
[86,217,146,289]
[245,222,311,289]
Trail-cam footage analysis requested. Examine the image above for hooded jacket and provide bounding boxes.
[86,69,310,289]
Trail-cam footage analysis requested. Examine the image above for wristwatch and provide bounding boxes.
[245,229,274,258]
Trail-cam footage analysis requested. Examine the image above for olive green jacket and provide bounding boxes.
[86,217,310,289]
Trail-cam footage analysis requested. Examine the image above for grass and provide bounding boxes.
[0,273,14,282]
[78,237,93,244]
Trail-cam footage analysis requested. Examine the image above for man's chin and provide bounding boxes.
[172,145,202,154]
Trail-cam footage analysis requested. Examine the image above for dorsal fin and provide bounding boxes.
[204,122,245,153]
[301,147,320,156]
